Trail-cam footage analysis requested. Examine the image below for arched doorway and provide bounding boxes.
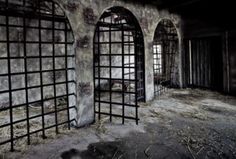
[153,19,179,96]
[0,0,76,151]
[93,7,145,124]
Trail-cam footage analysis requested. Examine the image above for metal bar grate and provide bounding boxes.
[94,8,145,124]
[0,0,76,152]
[153,19,178,96]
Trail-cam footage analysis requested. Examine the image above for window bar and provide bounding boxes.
[0,55,75,60]
[153,44,155,94]
[109,18,112,122]
[169,43,173,88]
[163,44,166,91]
[158,44,160,96]
[121,23,125,124]
[153,43,156,95]
[65,19,71,130]
[38,0,46,139]
[23,0,31,145]
[93,29,96,121]
[52,2,58,134]
[128,32,131,103]
[5,0,14,151]
[98,26,101,120]
[0,68,75,77]
[160,44,162,95]
[135,28,139,125]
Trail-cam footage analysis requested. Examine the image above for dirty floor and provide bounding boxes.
[1,88,236,159]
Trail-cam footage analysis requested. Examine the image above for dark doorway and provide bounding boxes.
[185,37,223,91]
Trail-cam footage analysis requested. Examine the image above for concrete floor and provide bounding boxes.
[2,88,236,159]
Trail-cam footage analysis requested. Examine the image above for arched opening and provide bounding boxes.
[153,19,179,96]
[93,7,145,124]
[0,0,76,152]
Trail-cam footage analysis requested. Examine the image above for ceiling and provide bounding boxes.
[127,0,235,29]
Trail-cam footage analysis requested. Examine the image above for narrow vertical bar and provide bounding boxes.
[192,40,195,87]
[155,43,157,95]
[156,43,159,95]
[109,20,112,122]
[160,42,166,95]
[156,43,159,96]
[141,32,145,102]
[160,44,163,95]
[203,40,207,87]
[200,40,204,87]
[189,40,192,85]
[97,26,101,120]
[128,31,131,103]
[23,0,30,145]
[194,40,198,86]
[38,0,46,139]
[198,40,202,87]
[199,40,202,87]
[225,31,230,93]
[134,28,139,125]
[196,39,199,87]
[93,29,96,121]
[167,23,171,90]
[6,0,14,151]
[153,43,155,95]
[121,24,125,124]
[192,40,195,86]
[65,19,70,130]
[208,40,211,88]
[52,2,58,134]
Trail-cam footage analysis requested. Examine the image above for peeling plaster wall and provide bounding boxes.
[54,0,183,127]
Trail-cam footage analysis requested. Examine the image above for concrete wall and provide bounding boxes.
[54,0,183,126]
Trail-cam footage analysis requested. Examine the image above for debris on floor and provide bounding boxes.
[2,88,236,159]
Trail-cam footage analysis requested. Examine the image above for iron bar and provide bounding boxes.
[0,0,75,151]
[94,9,144,124]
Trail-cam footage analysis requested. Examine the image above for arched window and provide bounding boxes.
[153,19,178,96]
[94,7,145,124]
